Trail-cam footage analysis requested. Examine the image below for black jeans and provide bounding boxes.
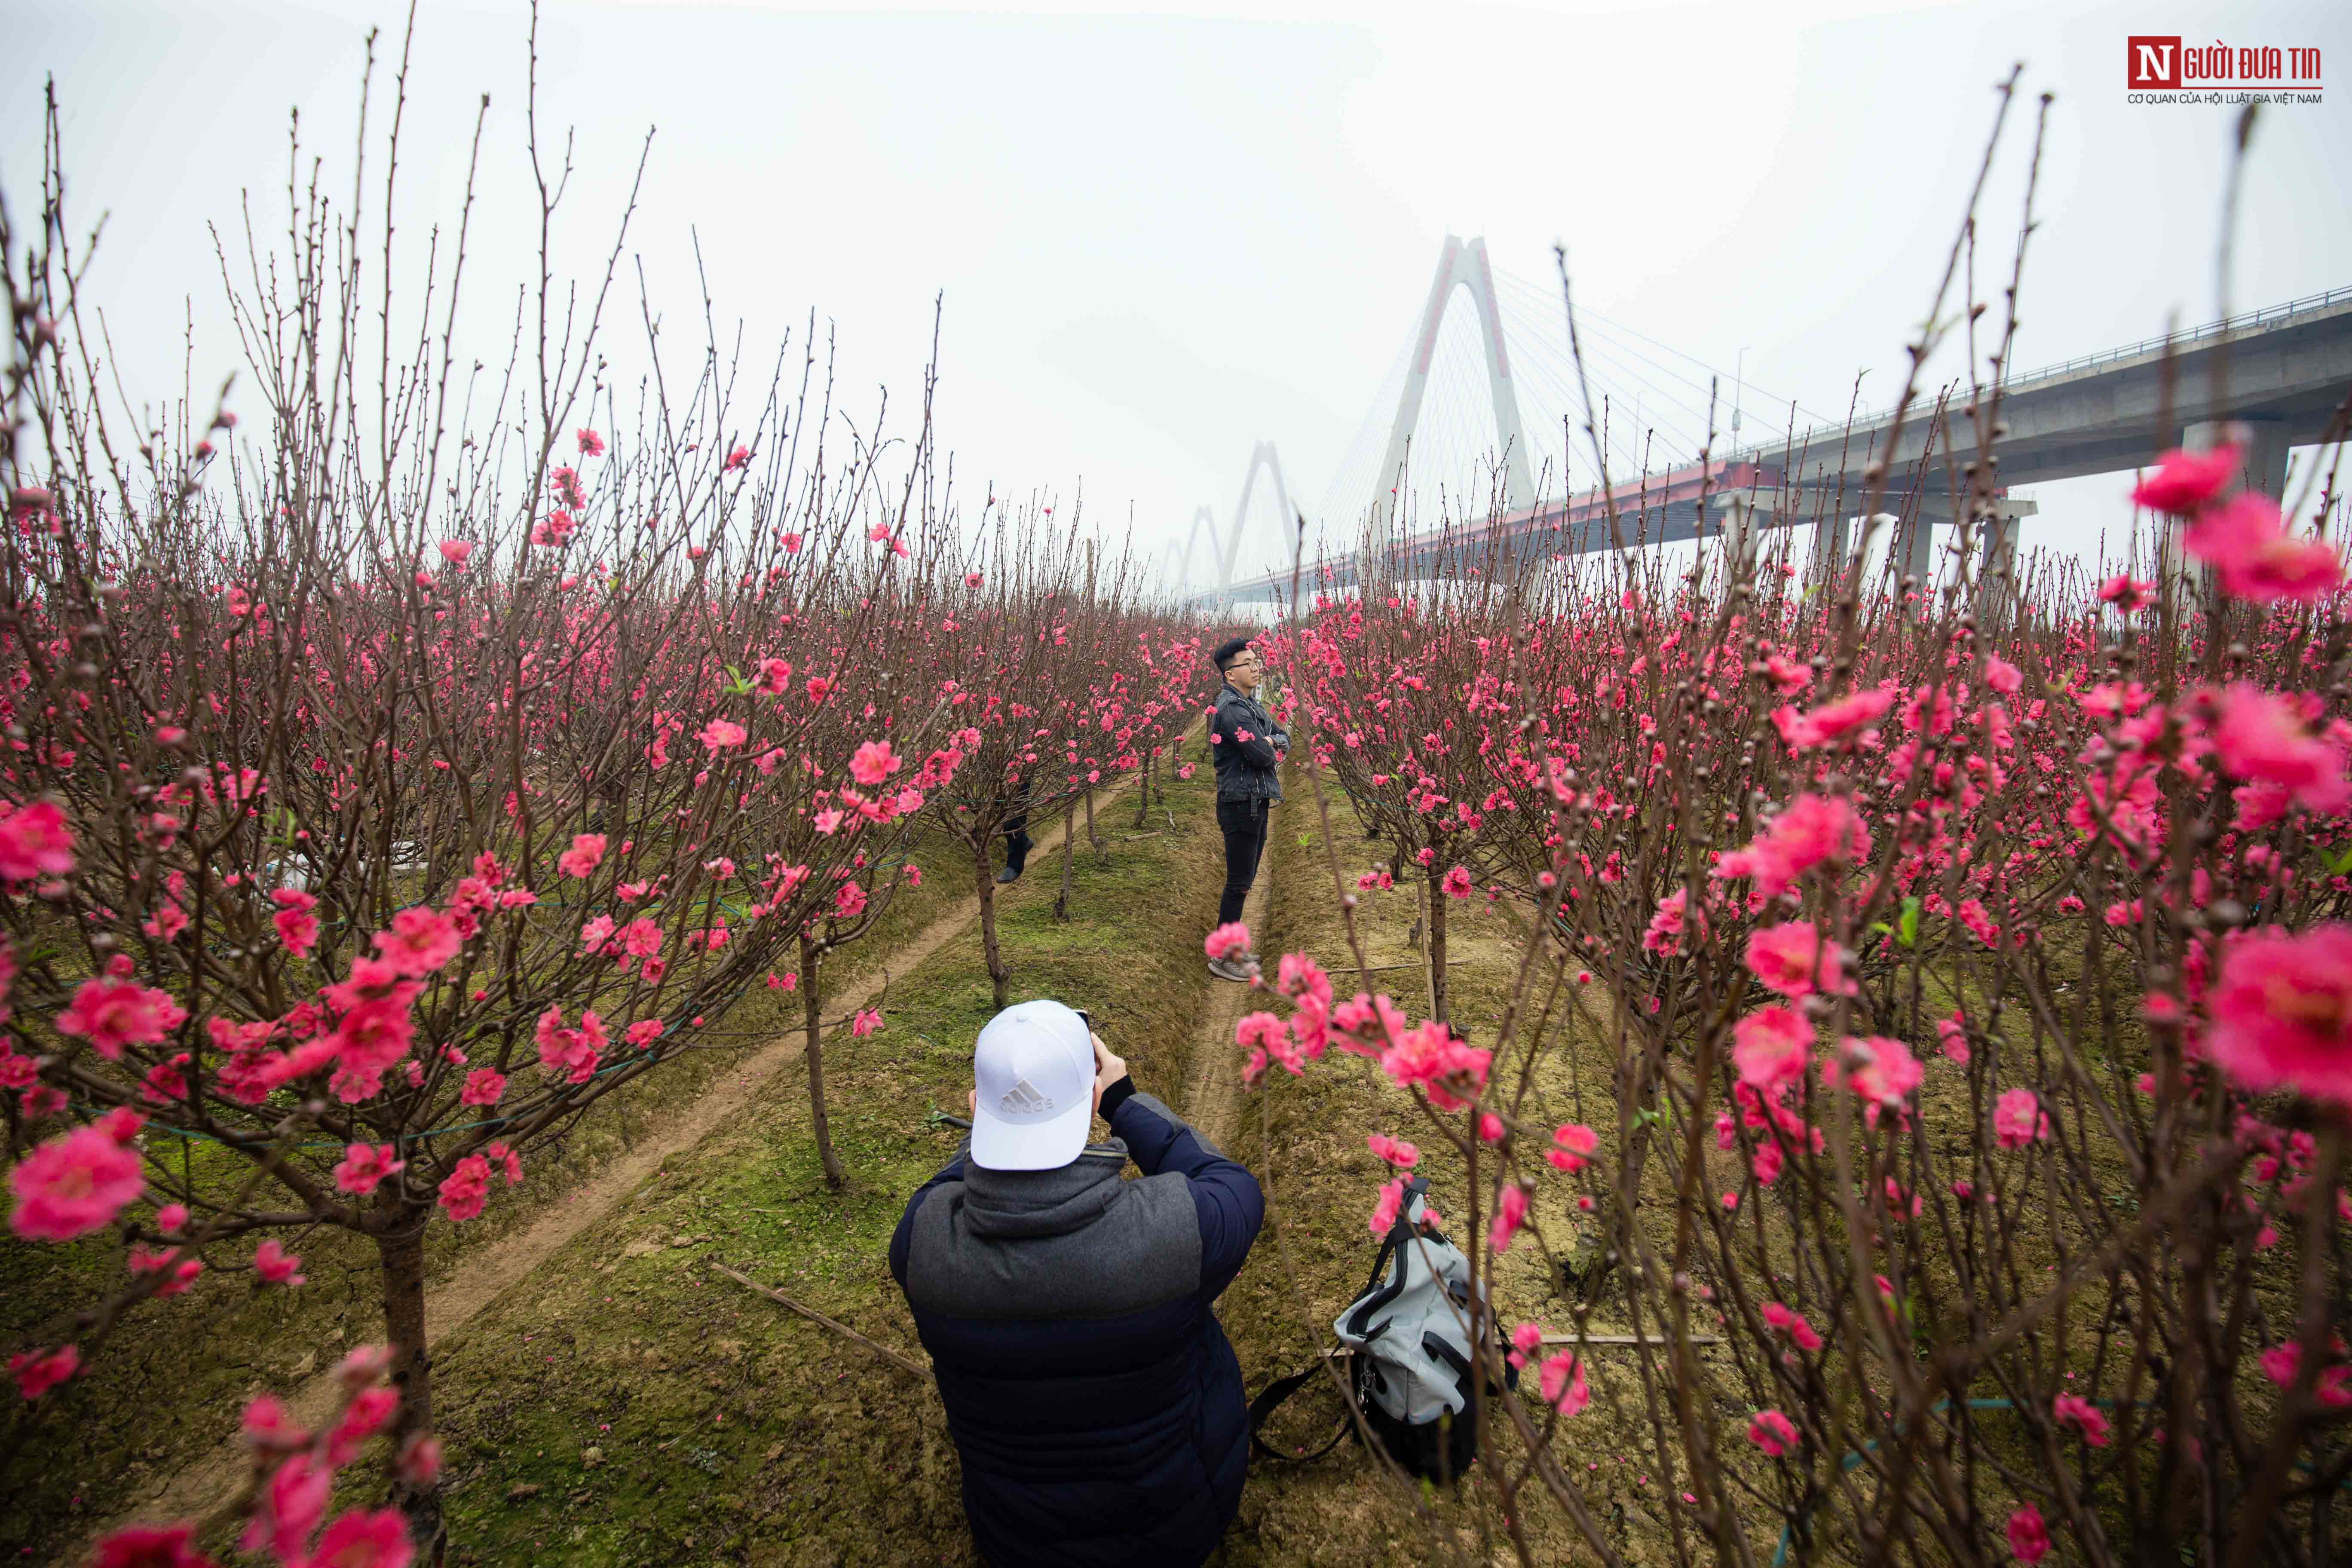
[1215,797,1268,928]
[1001,776,1033,875]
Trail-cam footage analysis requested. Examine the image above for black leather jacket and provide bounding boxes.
[1209,683,1286,804]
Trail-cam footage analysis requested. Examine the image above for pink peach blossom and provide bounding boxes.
[558,832,608,878]
[438,1154,492,1221]
[697,717,748,751]
[306,1508,412,1568]
[1770,688,1894,751]
[1744,923,1853,999]
[1715,793,1871,898]
[2185,492,2346,603]
[1822,1035,1923,1112]
[1538,1350,1589,1415]
[2211,684,2351,817]
[254,1239,305,1286]
[1994,1087,2051,1148]
[2205,925,2352,1106]
[2052,1392,2109,1446]
[2131,444,2240,512]
[333,1143,405,1197]
[371,906,460,976]
[2006,1503,2051,1564]
[0,799,75,881]
[1488,1180,1530,1253]
[56,977,186,1060]
[1204,922,1252,961]
[1747,1408,1798,1456]
[9,1343,79,1399]
[9,1123,144,1240]
[1733,1006,1813,1090]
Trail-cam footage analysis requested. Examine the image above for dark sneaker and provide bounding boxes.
[996,866,1022,885]
[1207,954,1252,983]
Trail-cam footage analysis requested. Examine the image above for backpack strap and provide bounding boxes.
[1247,1353,1356,1464]
[1340,1175,1430,1341]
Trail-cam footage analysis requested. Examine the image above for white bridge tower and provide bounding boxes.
[1363,235,1536,579]
[1185,441,1296,603]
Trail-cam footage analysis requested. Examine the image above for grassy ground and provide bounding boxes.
[0,833,968,1561]
[403,768,1228,1566]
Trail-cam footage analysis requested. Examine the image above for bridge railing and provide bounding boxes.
[1719,282,2352,470]
[1999,282,2352,393]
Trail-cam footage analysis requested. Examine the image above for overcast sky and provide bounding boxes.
[5,0,2345,583]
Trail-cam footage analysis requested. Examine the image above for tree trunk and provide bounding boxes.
[800,934,844,1188]
[975,844,1009,1009]
[1084,786,1102,860]
[1427,871,1450,1023]
[1054,800,1077,922]
[1134,751,1151,827]
[379,1224,444,1562]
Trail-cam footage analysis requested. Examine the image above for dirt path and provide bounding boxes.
[1182,838,1270,1150]
[97,775,1152,1544]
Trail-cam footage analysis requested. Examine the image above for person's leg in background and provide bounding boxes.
[1210,798,1267,979]
[999,811,1031,884]
[1215,799,1257,926]
[998,775,1033,885]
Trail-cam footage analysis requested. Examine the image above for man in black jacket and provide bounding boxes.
[890,1000,1264,1568]
[1206,635,1285,982]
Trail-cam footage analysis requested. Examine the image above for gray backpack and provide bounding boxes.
[1249,1176,1507,1480]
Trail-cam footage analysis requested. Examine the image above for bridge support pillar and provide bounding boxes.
[2184,417,2290,500]
[1890,508,1935,593]
[1969,492,2038,620]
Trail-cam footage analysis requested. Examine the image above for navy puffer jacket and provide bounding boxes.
[889,1084,1264,1568]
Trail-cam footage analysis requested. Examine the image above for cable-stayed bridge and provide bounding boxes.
[1175,236,2352,606]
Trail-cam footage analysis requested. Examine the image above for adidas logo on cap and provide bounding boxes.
[998,1078,1055,1118]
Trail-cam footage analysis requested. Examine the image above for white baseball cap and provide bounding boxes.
[970,999,1097,1170]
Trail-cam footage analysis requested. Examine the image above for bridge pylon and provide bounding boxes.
[1178,505,1223,596]
[1183,442,1296,606]
[1362,234,1536,586]
[1219,441,1295,595]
